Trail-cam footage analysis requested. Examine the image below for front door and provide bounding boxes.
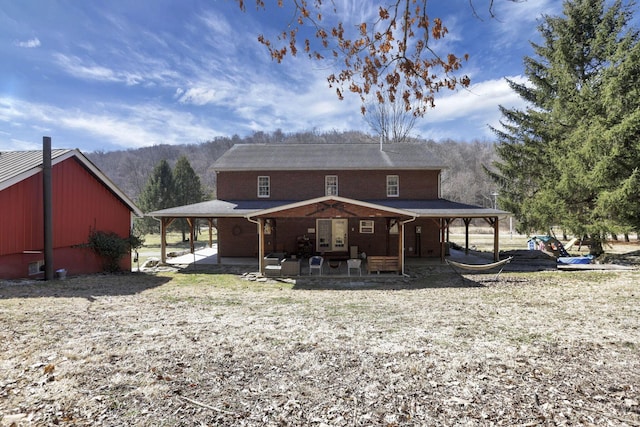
[316,218,348,252]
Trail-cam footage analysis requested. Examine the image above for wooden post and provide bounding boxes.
[160,218,167,263]
[208,218,213,248]
[493,217,500,262]
[398,219,404,275]
[186,218,195,254]
[440,218,446,263]
[257,218,265,275]
[463,218,471,255]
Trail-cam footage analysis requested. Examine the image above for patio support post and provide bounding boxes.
[186,218,195,254]
[440,218,447,263]
[398,220,403,274]
[493,217,499,262]
[463,218,472,255]
[207,218,213,248]
[257,218,265,274]
[160,218,168,263]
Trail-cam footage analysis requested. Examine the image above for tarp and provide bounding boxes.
[557,255,594,265]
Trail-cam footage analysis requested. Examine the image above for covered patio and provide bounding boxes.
[148,196,509,276]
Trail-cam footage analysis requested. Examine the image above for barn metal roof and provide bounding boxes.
[0,149,142,216]
[212,143,446,171]
[0,149,71,186]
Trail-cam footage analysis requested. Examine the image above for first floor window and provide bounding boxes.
[387,175,399,197]
[325,175,338,196]
[359,220,375,234]
[258,176,270,197]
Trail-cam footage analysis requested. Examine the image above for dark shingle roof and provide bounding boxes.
[213,143,445,171]
[147,197,508,219]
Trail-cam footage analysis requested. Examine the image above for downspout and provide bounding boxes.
[246,216,264,274]
[400,215,417,277]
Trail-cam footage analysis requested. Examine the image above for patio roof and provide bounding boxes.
[245,195,417,220]
[147,197,508,219]
[371,199,508,218]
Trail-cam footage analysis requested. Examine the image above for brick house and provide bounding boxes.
[149,143,506,274]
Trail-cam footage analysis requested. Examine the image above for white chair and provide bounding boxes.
[309,256,323,275]
[347,259,362,276]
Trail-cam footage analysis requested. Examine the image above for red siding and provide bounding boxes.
[217,170,440,200]
[0,157,132,279]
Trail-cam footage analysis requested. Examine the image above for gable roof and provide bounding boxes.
[213,143,446,171]
[0,149,142,217]
[245,195,418,220]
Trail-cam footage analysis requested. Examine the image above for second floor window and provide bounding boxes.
[325,175,338,196]
[258,176,270,197]
[387,175,399,197]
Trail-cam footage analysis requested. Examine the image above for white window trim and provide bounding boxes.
[325,175,338,196]
[257,176,270,198]
[359,220,374,234]
[386,175,399,197]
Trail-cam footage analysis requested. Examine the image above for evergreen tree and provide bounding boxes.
[490,0,639,255]
[137,159,175,234]
[173,156,204,241]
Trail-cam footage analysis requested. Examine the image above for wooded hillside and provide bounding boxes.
[88,131,498,208]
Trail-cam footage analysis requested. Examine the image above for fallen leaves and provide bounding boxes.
[0,270,639,425]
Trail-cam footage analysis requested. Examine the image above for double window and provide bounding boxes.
[257,176,270,198]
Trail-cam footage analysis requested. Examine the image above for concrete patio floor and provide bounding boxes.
[161,246,515,276]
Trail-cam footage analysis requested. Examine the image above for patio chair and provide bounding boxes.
[309,256,324,275]
[347,259,362,276]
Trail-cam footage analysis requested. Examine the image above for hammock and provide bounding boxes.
[446,256,513,280]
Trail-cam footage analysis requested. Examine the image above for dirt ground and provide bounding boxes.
[1,265,639,426]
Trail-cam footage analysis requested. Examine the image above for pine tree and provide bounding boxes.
[137,159,175,234]
[173,156,204,241]
[490,0,639,255]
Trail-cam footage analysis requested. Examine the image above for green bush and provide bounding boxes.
[87,230,144,272]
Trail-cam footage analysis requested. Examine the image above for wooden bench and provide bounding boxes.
[367,256,400,274]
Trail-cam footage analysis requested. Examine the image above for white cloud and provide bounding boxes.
[53,53,143,85]
[416,75,529,140]
[15,38,41,48]
[0,96,220,150]
[176,87,219,106]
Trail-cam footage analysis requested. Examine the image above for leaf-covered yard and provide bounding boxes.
[1,269,639,426]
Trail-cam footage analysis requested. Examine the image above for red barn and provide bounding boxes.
[0,149,142,280]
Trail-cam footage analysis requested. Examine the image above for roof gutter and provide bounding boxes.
[400,215,417,277]
[246,217,264,275]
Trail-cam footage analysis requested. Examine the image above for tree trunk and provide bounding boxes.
[589,234,604,257]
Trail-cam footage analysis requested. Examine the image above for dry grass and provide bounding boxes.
[1,268,639,426]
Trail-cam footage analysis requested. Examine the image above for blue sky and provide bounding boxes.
[1,0,564,152]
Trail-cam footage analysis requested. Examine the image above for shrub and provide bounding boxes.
[87,230,144,272]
